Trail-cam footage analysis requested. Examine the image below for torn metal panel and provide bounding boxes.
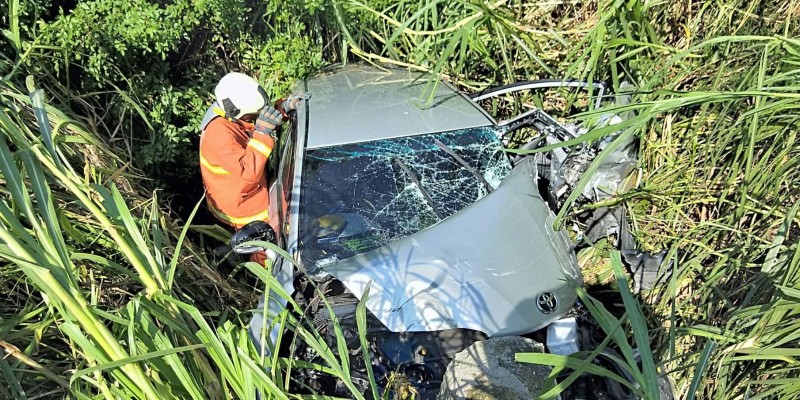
[322,158,581,337]
[623,250,669,293]
[513,87,668,292]
[544,114,639,203]
[580,124,639,201]
[585,207,624,245]
[618,207,671,293]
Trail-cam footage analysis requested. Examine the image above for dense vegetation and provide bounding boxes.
[1,0,799,399]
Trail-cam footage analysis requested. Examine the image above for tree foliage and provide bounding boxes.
[6,0,323,195]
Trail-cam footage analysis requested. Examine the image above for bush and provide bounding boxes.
[15,0,323,200]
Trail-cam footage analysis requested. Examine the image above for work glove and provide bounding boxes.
[254,106,284,137]
[276,92,311,116]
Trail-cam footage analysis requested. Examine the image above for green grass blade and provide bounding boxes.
[19,149,71,270]
[167,195,205,289]
[576,287,643,382]
[0,350,26,400]
[356,283,380,400]
[7,0,21,52]
[610,251,660,399]
[515,353,642,395]
[686,341,717,400]
[69,344,207,387]
[237,348,289,400]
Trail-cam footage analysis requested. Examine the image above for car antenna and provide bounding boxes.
[392,157,445,220]
[432,138,494,194]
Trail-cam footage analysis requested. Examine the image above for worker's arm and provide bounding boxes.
[240,132,275,183]
[201,106,283,183]
[203,124,274,184]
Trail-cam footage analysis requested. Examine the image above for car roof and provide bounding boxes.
[301,64,495,149]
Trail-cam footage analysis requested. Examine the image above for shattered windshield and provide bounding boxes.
[298,126,512,273]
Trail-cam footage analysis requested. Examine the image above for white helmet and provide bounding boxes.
[214,72,268,120]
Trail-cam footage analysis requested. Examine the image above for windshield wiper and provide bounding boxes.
[433,138,494,193]
[392,157,445,219]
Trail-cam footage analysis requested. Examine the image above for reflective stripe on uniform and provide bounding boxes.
[208,202,269,226]
[247,139,273,158]
[200,153,230,175]
[199,105,229,131]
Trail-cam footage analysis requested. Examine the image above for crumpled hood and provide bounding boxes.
[323,158,581,337]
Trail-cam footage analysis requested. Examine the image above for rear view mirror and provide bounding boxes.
[230,221,276,254]
[313,213,372,244]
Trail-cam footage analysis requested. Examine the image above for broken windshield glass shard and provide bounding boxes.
[298,126,511,274]
[393,157,444,219]
[433,138,494,193]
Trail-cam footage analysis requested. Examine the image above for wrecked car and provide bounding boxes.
[232,64,634,396]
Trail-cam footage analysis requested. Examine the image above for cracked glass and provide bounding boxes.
[298,126,512,273]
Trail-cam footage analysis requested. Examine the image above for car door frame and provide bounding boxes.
[284,95,309,261]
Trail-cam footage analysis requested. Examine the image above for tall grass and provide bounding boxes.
[334,0,800,398]
[538,2,800,399]
[328,0,578,90]
[576,3,800,398]
[3,0,800,399]
[0,81,378,398]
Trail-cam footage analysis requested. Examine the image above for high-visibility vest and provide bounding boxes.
[199,105,275,229]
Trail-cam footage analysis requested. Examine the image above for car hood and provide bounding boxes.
[322,158,581,337]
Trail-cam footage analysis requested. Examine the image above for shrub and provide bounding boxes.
[19,0,323,197]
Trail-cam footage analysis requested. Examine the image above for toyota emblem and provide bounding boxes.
[536,292,559,314]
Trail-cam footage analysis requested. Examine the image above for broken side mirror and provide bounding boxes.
[230,221,276,254]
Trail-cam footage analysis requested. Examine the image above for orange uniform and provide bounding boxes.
[199,109,275,229]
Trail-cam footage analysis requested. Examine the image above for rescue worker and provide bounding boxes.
[199,73,304,357]
[198,72,303,231]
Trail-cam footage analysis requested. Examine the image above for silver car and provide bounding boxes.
[236,64,595,395]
